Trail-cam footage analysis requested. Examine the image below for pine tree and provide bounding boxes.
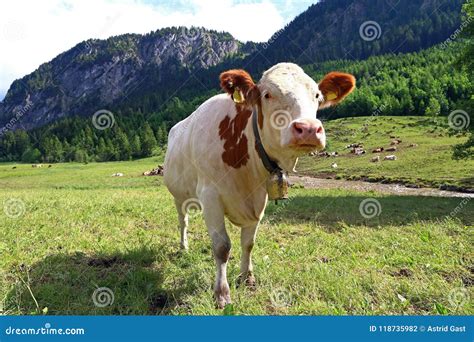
[140,123,157,156]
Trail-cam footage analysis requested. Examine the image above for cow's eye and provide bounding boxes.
[315,93,320,99]
[264,92,272,99]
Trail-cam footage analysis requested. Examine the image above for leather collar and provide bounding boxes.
[252,106,282,174]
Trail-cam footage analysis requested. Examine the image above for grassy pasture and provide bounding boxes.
[0,154,472,315]
[299,116,473,190]
[0,117,474,315]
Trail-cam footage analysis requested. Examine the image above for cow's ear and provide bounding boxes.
[318,72,356,109]
[220,69,260,106]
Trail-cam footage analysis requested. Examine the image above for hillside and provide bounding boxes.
[0,28,252,130]
[246,0,464,69]
[297,116,474,191]
[0,0,464,133]
[1,43,471,164]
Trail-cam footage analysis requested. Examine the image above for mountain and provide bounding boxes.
[0,28,254,130]
[1,42,471,163]
[0,0,464,132]
[251,0,464,67]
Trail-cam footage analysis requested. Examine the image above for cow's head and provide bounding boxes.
[220,63,355,171]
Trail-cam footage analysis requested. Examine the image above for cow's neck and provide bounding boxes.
[244,109,298,185]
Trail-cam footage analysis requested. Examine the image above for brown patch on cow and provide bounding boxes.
[319,72,356,109]
[219,69,263,168]
[219,105,252,168]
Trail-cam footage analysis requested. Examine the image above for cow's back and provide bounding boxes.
[164,94,234,201]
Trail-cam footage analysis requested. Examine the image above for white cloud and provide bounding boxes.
[0,0,311,99]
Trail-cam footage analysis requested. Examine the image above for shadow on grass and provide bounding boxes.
[264,194,472,230]
[4,247,208,315]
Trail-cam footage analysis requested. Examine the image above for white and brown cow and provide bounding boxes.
[164,63,355,308]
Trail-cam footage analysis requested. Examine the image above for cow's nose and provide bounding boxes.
[291,120,325,147]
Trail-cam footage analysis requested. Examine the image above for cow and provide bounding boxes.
[164,63,355,308]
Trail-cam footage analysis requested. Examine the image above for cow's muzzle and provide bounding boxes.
[289,119,326,150]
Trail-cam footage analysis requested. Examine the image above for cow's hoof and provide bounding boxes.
[237,273,256,290]
[215,285,231,309]
[216,295,232,309]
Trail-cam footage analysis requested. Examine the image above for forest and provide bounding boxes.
[0,42,471,163]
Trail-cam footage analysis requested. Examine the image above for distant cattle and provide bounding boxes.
[32,164,43,168]
[164,63,355,308]
[371,156,380,162]
[372,147,384,153]
[143,166,164,176]
[111,173,124,177]
[384,155,397,161]
[385,146,397,152]
[351,147,366,155]
[391,139,402,145]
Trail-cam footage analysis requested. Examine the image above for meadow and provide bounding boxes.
[0,116,472,315]
[299,116,473,190]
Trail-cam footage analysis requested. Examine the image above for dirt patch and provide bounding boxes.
[149,293,169,314]
[290,175,474,198]
[87,257,121,268]
[391,268,413,277]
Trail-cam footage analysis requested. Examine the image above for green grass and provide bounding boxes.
[0,156,472,316]
[298,116,474,190]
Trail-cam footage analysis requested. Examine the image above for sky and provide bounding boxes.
[0,0,316,100]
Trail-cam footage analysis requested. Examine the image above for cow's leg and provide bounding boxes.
[239,223,258,288]
[174,198,189,250]
[199,187,231,309]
